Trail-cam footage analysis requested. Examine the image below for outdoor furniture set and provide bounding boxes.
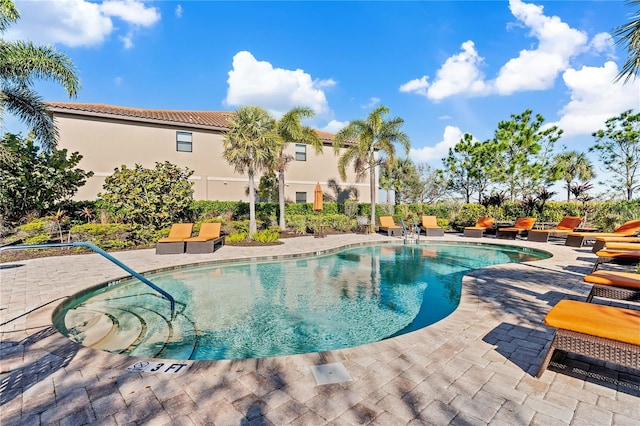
[156,222,225,255]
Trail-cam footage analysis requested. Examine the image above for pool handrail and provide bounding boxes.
[0,242,176,319]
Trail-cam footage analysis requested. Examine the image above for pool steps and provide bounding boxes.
[62,296,198,359]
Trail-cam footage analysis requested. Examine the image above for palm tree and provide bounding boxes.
[222,106,278,238]
[614,0,640,83]
[0,0,80,151]
[332,106,410,229]
[551,150,595,201]
[274,107,323,229]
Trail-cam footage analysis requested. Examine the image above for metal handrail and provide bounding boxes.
[1,242,176,318]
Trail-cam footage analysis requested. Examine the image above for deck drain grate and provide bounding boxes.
[310,362,353,385]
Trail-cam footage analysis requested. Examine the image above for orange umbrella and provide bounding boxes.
[313,183,323,212]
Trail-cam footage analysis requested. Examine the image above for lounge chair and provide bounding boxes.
[463,217,495,238]
[565,219,640,247]
[536,299,640,378]
[591,236,640,253]
[583,270,640,303]
[378,216,402,237]
[591,249,640,272]
[527,216,582,243]
[155,223,193,255]
[496,217,536,240]
[419,215,444,237]
[185,222,225,254]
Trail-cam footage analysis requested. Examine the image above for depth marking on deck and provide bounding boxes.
[125,361,190,374]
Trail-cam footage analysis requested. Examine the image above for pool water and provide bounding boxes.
[54,243,549,360]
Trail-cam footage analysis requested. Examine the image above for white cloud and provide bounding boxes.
[100,0,160,26]
[493,0,587,94]
[224,51,332,118]
[589,32,615,58]
[548,61,640,137]
[7,0,159,48]
[322,120,348,133]
[175,4,183,18]
[409,126,463,164]
[399,76,429,97]
[361,97,380,109]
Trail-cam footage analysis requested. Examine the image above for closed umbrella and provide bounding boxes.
[313,183,323,212]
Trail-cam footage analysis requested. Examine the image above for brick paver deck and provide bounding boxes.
[1,234,639,425]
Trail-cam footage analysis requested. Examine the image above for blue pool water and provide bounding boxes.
[54,243,549,360]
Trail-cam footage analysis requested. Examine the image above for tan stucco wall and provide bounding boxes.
[54,113,373,203]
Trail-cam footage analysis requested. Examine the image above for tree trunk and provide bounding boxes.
[370,166,376,232]
[248,169,257,238]
[278,169,286,230]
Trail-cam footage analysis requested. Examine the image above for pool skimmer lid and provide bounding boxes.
[310,362,353,385]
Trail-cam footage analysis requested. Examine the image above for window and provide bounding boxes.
[176,131,192,152]
[295,192,307,203]
[295,144,306,161]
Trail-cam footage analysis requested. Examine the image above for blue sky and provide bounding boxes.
[4,0,639,195]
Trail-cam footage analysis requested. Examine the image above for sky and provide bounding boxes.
[4,0,640,198]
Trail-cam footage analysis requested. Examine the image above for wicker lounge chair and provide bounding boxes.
[565,219,640,247]
[527,216,582,243]
[591,237,640,253]
[583,270,640,303]
[419,215,445,237]
[185,222,225,254]
[155,223,193,255]
[496,217,536,240]
[463,217,495,238]
[591,249,640,272]
[537,299,640,378]
[379,216,402,237]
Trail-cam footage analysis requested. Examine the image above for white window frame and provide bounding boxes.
[295,192,307,203]
[176,131,192,152]
[295,144,306,161]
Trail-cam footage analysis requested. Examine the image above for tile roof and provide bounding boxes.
[46,102,336,142]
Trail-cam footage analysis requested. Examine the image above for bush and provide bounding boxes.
[450,204,487,230]
[70,223,133,250]
[252,229,280,243]
[226,232,248,243]
[285,214,308,234]
[343,200,359,218]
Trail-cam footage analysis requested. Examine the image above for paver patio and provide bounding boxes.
[1,233,639,425]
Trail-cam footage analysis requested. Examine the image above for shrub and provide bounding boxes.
[252,229,280,243]
[70,223,133,250]
[343,200,359,218]
[226,232,248,243]
[328,214,353,232]
[450,204,486,230]
[285,214,308,234]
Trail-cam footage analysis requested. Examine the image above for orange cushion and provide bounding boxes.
[614,220,640,235]
[158,237,187,243]
[584,271,640,290]
[422,215,439,228]
[379,216,399,228]
[166,223,193,239]
[475,217,495,228]
[596,237,640,244]
[604,243,640,251]
[556,216,583,231]
[569,232,618,238]
[512,217,536,230]
[544,300,640,346]
[595,250,640,259]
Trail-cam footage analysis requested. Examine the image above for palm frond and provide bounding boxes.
[613,0,640,83]
[1,85,56,149]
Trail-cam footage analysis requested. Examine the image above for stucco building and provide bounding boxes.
[47,103,372,203]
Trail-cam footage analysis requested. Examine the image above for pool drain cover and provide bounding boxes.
[310,362,353,385]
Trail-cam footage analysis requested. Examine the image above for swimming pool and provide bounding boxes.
[53,242,549,361]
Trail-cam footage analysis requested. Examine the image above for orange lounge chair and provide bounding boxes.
[591,236,640,253]
[419,215,444,237]
[463,217,495,238]
[155,223,193,255]
[591,249,640,272]
[185,222,225,254]
[379,216,402,237]
[496,217,536,240]
[527,216,582,243]
[565,219,640,247]
[583,270,640,303]
[537,299,640,378]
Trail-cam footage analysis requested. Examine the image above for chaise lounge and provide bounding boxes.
[591,249,640,272]
[591,237,640,253]
[496,217,536,240]
[527,216,582,243]
[583,270,640,303]
[564,219,640,247]
[537,299,640,378]
[463,217,495,238]
[378,216,402,237]
[419,215,445,237]
[155,223,193,255]
[185,222,225,254]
